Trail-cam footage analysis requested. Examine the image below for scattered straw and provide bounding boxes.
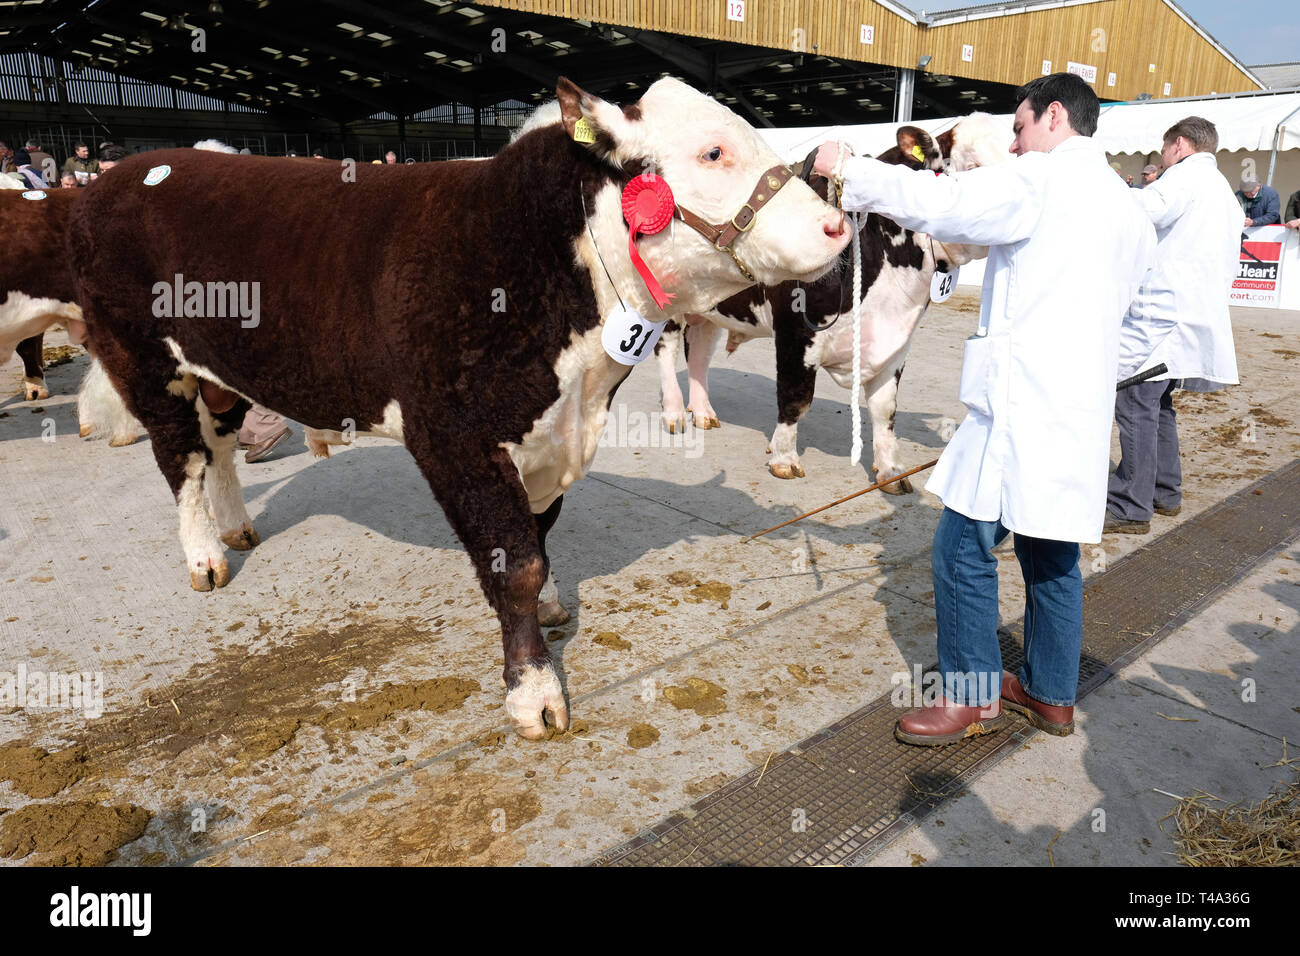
[1047,828,1061,867]
[1156,712,1198,722]
[754,751,776,786]
[1165,748,1298,867]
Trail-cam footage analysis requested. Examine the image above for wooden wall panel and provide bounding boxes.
[474,0,1258,99]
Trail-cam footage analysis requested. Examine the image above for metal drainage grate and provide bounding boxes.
[592,459,1300,866]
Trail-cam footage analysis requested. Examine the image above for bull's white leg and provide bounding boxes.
[537,569,569,626]
[685,320,724,429]
[77,357,143,445]
[657,324,687,434]
[864,363,913,494]
[177,451,231,590]
[767,421,805,479]
[505,661,568,741]
[197,399,258,551]
[21,374,48,402]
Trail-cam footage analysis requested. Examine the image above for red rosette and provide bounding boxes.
[622,174,675,234]
[621,174,677,308]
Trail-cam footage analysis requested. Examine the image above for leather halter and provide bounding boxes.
[672,163,795,283]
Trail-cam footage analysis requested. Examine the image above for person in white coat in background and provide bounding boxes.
[814,73,1156,746]
[1105,116,1240,534]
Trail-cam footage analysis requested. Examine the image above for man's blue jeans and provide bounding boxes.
[932,507,1083,707]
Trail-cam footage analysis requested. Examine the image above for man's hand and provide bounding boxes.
[812,142,843,180]
[1286,218,1300,230]
[1244,217,1254,227]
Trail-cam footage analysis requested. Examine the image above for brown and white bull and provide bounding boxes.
[0,189,83,401]
[657,114,1007,488]
[69,77,849,740]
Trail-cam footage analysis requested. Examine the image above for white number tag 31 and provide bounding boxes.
[601,304,666,366]
[931,267,958,303]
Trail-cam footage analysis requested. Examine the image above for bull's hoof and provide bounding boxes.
[769,461,806,480]
[505,661,568,741]
[877,474,915,495]
[23,381,48,401]
[690,411,722,429]
[537,600,570,627]
[220,524,261,551]
[107,432,140,447]
[79,424,92,438]
[189,559,230,592]
[663,414,687,435]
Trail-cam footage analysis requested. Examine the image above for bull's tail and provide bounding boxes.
[77,356,144,446]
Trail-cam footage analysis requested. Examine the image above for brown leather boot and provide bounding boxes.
[894,696,1008,747]
[1001,672,1074,736]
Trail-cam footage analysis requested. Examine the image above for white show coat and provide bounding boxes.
[1117,151,1240,390]
[840,135,1156,544]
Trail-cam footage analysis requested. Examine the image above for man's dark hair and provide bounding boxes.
[74,141,88,150]
[100,144,130,163]
[1163,116,1217,153]
[1013,73,1100,137]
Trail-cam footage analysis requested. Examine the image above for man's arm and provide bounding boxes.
[1136,173,1191,230]
[833,153,1046,246]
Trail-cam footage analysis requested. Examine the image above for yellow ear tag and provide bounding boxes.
[573,117,596,144]
[911,144,926,162]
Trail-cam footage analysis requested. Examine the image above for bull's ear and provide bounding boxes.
[556,76,635,159]
[556,76,589,141]
[936,129,955,159]
[896,126,935,164]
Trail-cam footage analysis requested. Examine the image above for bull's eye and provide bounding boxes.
[705,146,723,162]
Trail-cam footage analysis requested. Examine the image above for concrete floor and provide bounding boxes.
[0,297,1296,866]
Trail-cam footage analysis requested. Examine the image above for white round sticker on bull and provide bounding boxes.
[143,165,171,186]
[602,303,666,366]
[21,190,46,201]
[931,267,958,303]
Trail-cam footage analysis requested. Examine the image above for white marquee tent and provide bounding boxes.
[759,89,1300,190]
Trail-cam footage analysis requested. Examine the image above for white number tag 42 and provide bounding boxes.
[931,267,958,303]
[601,304,666,366]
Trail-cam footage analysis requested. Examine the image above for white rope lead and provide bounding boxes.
[849,211,864,467]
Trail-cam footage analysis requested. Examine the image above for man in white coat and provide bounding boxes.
[1105,116,1240,534]
[814,73,1156,745]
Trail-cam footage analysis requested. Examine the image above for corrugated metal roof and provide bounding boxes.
[1250,63,1300,90]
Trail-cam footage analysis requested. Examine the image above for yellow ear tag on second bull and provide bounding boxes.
[573,117,596,144]
[911,144,926,162]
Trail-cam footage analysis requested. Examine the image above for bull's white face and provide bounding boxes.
[569,77,850,312]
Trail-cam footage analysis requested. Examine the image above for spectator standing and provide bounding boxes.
[1106,116,1240,535]
[1284,188,1300,229]
[62,142,99,182]
[1236,177,1280,226]
[1140,163,1160,187]
[97,144,130,172]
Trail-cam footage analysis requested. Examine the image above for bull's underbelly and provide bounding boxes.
[817,282,930,385]
[708,297,776,339]
[500,326,630,514]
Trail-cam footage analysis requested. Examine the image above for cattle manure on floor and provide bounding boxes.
[0,743,89,798]
[0,800,151,866]
[626,723,660,749]
[593,631,632,651]
[663,678,728,716]
[40,344,80,367]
